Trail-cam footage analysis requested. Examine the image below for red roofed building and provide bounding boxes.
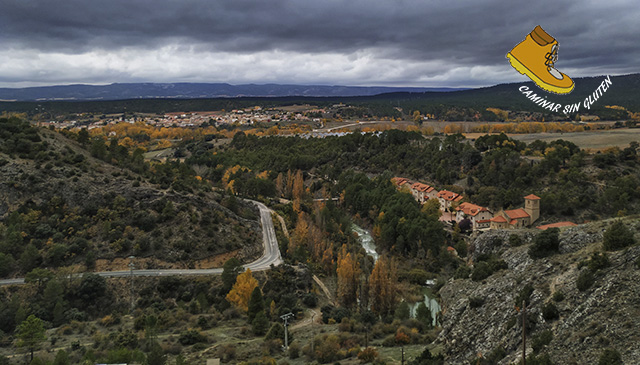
[410,182,438,203]
[455,202,493,230]
[437,190,463,212]
[490,194,541,230]
[536,221,577,230]
[489,215,509,229]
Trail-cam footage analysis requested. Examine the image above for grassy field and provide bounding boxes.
[507,128,640,150]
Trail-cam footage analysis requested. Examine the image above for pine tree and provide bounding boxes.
[226,269,258,312]
[221,257,242,294]
[252,311,269,336]
[17,315,46,362]
[415,302,432,329]
[603,220,635,251]
[247,287,265,322]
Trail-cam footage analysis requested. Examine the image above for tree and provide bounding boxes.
[529,228,560,259]
[603,220,635,251]
[251,310,269,336]
[247,287,265,322]
[369,255,397,316]
[17,315,46,362]
[395,301,410,320]
[0,253,15,277]
[77,128,90,147]
[145,342,166,365]
[221,257,242,294]
[415,302,432,328]
[226,268,258,312]
[19,244,41,273]
[53,350,70,365]
[336,245,360,308]
[25,268,54,287]
[598,348,623,365]
[422,199,442,218]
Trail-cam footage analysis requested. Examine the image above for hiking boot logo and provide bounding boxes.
[507,25,574,94]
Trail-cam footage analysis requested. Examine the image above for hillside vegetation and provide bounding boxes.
[0,117,262,279]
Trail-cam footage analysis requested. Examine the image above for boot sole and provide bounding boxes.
[506,52,574,95]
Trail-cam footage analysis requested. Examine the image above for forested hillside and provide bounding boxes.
[0,117,262,280]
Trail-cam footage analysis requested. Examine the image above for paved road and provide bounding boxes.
[0,200,283,286]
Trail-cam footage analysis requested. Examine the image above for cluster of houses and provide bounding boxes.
[392,177,574,231]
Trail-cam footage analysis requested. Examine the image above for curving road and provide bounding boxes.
[0,200,283,286]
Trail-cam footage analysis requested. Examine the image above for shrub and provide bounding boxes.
[542,302,559,321]
[358,347,379,363]
[531,329,553,353]
[525,353,554,365]
[598,348,623,365]
[552,291,565,302]
[469,297,485,309]
[529,228,560,259]
[302,293,318,308]
[178,329,207,345]
[454,265,471,279]
[576,270,594,291]
[471,261,492,281]
[515,283,535,307]
[581,251,610,272]
[288,341,300,359]
[603,220,635,251]
[265,323,285,341]
[509,234,523,247]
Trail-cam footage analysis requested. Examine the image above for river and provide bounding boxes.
[352,223,441,326]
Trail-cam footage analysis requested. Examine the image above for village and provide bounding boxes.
[391,177,577,232]
[35,104,336,130]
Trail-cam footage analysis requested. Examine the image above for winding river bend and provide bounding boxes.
[352,223,441,326]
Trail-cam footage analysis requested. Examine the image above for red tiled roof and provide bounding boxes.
[504,209,530,219]
[509,219,517,225]
[477,219,491,223]
[411,182,434,192]
[438,190,461,202]
[490,216,507,223]
[524,194,541,200]
[536,221,577,230]
[456,202,489,216]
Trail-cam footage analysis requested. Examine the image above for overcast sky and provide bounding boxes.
[0,0,638,88]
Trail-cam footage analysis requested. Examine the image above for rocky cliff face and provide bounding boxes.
[436,223,640,364]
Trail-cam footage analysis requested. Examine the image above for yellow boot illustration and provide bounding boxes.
[506,25,574,94]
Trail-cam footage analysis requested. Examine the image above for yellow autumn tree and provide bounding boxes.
[336,245,360,308]
[369,255,398,316]
[226,268,258,312]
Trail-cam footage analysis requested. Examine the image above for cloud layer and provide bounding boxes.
[1,0,638,87]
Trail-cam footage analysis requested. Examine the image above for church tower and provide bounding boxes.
[524,194,540,224]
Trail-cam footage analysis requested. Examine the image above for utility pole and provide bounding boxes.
[280,312,294,350]
[128,256,136,313]
[522,299,526,365]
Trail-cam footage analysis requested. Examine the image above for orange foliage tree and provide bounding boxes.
[368,255,398,316]
[226,268,258,312]
[336,245,360,308]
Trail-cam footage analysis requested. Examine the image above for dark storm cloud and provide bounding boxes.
[0,0,638,87]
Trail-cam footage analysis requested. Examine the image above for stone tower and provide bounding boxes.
[524,194,541,224]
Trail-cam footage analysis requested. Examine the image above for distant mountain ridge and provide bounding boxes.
[0,82,465,101]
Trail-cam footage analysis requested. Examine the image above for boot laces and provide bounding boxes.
[545,45,558,69]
